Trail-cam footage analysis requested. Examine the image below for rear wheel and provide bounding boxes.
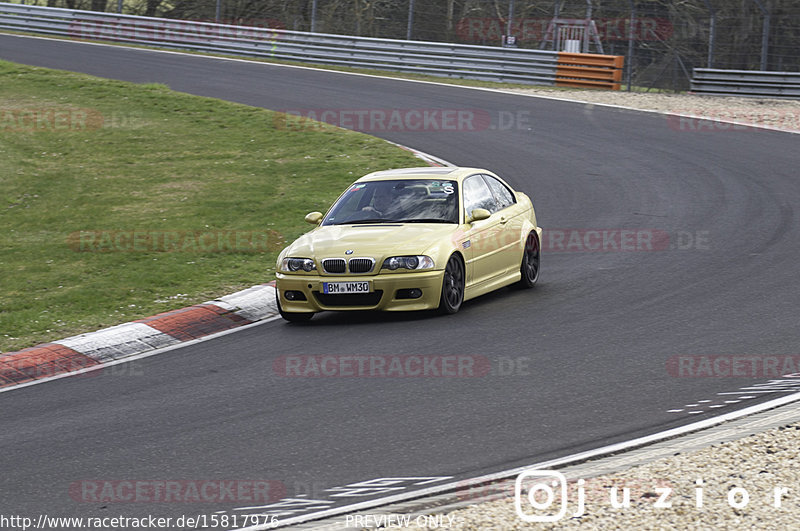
[277,294,314,323]
[517,232,540,288]
[438,254,465,314]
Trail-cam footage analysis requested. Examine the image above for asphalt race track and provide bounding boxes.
[2,34,800,525]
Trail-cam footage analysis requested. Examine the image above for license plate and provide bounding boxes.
[323,281,371,294]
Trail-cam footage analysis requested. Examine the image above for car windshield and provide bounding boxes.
[322,179,459,226]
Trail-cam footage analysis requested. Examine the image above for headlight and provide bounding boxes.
[280,257,316,272]
[381,255,434,271]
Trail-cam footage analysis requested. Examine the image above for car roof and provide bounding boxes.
[356,167,490,183]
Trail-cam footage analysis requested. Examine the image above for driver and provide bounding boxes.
[362,186,395,216]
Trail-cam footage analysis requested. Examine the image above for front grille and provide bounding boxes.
[322,258,346,274]
[348,258,375,274]
[313,290,383,307]
[321,257,375,274]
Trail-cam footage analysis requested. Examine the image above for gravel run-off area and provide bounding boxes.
[401,422,800,529]
[403,88,800,530]
[503,87,800,133]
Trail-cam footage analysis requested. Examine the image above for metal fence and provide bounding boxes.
[5,1,799,92]
[0,3,629,88]
[691,68,800,98]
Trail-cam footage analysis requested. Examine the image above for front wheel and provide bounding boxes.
[277,294,314,323]
[517,231,540,288]
[438,254,465,314]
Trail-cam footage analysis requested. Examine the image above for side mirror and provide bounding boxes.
[304,211,323,225]
[468,208,491,223]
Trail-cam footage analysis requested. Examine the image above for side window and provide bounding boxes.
[483,175,516,211]
[462,175,498,216]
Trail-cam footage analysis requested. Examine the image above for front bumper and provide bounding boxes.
[276,270,445,312]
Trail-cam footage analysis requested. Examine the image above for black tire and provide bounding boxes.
[277,294,314,323]
[517,231,540,288]
[438,254,465,314]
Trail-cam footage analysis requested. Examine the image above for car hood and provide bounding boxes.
[285,223,457,260]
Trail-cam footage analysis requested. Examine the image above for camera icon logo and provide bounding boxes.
[514,470,568,522]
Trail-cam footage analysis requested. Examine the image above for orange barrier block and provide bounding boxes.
[556,52,624,90]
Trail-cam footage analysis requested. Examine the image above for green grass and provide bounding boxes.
[0,60,422,352]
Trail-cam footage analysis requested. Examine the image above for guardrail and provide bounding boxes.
[0,2,623,90]
[691,68,800,99]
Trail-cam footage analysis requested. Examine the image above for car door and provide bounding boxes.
[482,174,523,275]
[461,174,503,286]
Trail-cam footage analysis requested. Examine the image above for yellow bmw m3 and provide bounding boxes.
[275,167,541,322]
